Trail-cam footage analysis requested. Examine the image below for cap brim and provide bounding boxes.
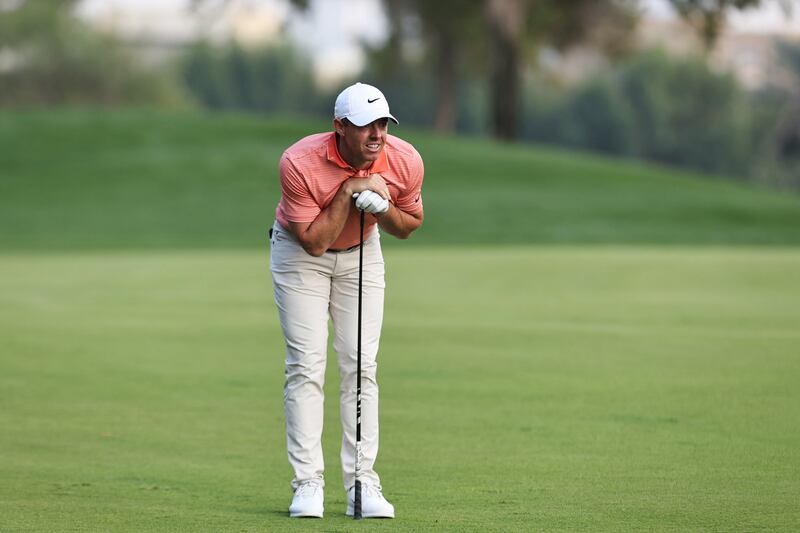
[347,112,399,127]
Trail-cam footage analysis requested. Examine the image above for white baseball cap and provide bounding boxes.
[334,82,398,127]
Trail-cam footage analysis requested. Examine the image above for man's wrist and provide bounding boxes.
[375,201,392,218]
[341,180,357,198]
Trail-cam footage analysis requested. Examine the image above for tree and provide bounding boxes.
[378,0,638,139]
[180,41,325,115]
[0,0,80,44]
[484,0,639,140]
[374,0,485,133]
[755,40,800,188]
[667,0,767,49]
[770,41,800,161]
[616,50,752,174]
[380,0,776,140]
[485,0,527,140]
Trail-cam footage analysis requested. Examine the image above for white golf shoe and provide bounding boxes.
[288,481,324,518]
[346,484,395,518]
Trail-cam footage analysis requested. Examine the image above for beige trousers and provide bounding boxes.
[269,221,385,491]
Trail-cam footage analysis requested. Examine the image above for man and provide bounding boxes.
[269,82,424,518]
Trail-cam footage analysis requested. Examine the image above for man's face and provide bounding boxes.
[335,117,389,170]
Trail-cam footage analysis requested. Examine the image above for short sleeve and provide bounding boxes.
[279,152,320,223]
[394,148,424,215]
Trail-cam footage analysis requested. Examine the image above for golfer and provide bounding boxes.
[269,82,424,518]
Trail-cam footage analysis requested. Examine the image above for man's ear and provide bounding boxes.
[333,118,345,136]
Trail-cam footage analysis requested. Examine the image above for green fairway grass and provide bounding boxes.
[2,110,799,530]
[2,248,799,531]
[1,109,799,250]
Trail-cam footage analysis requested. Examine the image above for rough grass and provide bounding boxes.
[1,109,799,250]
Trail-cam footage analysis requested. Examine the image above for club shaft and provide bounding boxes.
[354,209,365,520]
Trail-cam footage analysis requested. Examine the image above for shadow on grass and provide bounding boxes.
[233,505,286,518]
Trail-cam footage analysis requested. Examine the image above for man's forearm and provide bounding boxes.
[289,184,354,256]
[376,203,423,239]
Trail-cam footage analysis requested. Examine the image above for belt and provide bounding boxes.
[326,244,360,253]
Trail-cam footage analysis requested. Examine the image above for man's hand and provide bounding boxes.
[353,190,389,214]
[346,173,390,200]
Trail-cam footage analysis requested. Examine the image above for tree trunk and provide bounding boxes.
[434,28,457,133]
[486,0,526,140]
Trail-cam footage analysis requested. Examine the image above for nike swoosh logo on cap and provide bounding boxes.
[367,97,381,103]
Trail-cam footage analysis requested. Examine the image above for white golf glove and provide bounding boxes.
[353,190,389,214]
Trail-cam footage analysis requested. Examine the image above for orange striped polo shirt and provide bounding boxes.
[275,132,424,250]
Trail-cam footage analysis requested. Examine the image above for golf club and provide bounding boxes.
[354,208,365,520]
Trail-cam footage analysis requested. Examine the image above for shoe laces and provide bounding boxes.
[295,481,322,497]
[354,483,384,500]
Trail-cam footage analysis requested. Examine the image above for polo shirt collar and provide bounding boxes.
[327,132,389,173]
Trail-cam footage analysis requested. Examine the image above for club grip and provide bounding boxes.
[353,480,362,519]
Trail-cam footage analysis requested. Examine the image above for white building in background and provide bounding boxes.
[712,30,798,91]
